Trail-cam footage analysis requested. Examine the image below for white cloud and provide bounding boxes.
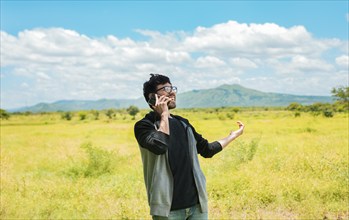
[336,55,349,68]
[289,55,333,72]
[36,72,51,80]
[229,57,257,69]
[181,21,341,58]
[266,55,334,75]
[195,56,225,68]
[0,20,347,109]
[20,82,29,88]
[244,72,347,96]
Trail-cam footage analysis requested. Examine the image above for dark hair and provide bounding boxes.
[143,73,171,104]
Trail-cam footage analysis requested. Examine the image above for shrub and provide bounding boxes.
[323,109,334,118]
[61,112,72,120]
[226,113,234,119]
[82,143,114,177]
[66,143,115,178]
[217,114,226,121]
[91,110,99,120]
[333,101,349,112]
[79,112,87,120]
[286,102,303,111]
[0,109,10,120]
[230,139,260,167]
[105,109,115,119]
[246,139,259,161]
[232,107,240,113]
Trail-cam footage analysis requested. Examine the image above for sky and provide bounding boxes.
[1,0,348,109]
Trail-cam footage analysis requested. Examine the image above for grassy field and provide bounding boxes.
[1,108,348,219]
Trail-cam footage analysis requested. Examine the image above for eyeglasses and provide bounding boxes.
[156,86,178,93]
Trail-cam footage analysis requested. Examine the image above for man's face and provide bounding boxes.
[155,83,177,109]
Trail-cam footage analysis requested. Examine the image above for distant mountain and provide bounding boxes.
[177,84,333,108]
[9,98,147,113]
[10,84,333,112]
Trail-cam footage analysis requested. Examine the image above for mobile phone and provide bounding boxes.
[148,93,157,106]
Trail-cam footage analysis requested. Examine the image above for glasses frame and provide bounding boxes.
[155,86,178,94]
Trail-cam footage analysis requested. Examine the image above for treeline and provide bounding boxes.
[60,105,140,121]
[286,86,348,117]
[286,102,346,118]
[0,106,141,121]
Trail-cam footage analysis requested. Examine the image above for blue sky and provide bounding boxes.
[2,1,348,39]
[1,1,348,109]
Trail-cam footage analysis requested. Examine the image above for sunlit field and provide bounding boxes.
[1,108,348,219]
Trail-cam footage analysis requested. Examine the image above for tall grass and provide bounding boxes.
[1,109,348,219]
[65,142,117,178]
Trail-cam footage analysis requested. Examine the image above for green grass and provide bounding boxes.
[1,109,348,219]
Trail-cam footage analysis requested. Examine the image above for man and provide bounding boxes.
[134,74,244,219]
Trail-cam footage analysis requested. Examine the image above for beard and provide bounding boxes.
[168,100,176,109]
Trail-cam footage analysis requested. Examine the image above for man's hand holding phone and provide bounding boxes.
[148,94,172,117]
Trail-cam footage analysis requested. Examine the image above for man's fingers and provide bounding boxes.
[158,95,171,103]
[154,95,171,107]
[237,121,244,128]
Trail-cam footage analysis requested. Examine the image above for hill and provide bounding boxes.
[177,84,333,108]
[10,84,333,112]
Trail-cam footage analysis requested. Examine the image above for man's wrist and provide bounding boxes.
[161,112,170,118]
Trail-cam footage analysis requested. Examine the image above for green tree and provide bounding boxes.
[127,105,139,120]
[331,86,349,103]
[331,86,349,111]
[0,109,10,120]
[105,109,115,119]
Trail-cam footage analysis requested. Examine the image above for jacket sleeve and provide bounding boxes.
[183,118,223,158]
[134,119,170,155]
